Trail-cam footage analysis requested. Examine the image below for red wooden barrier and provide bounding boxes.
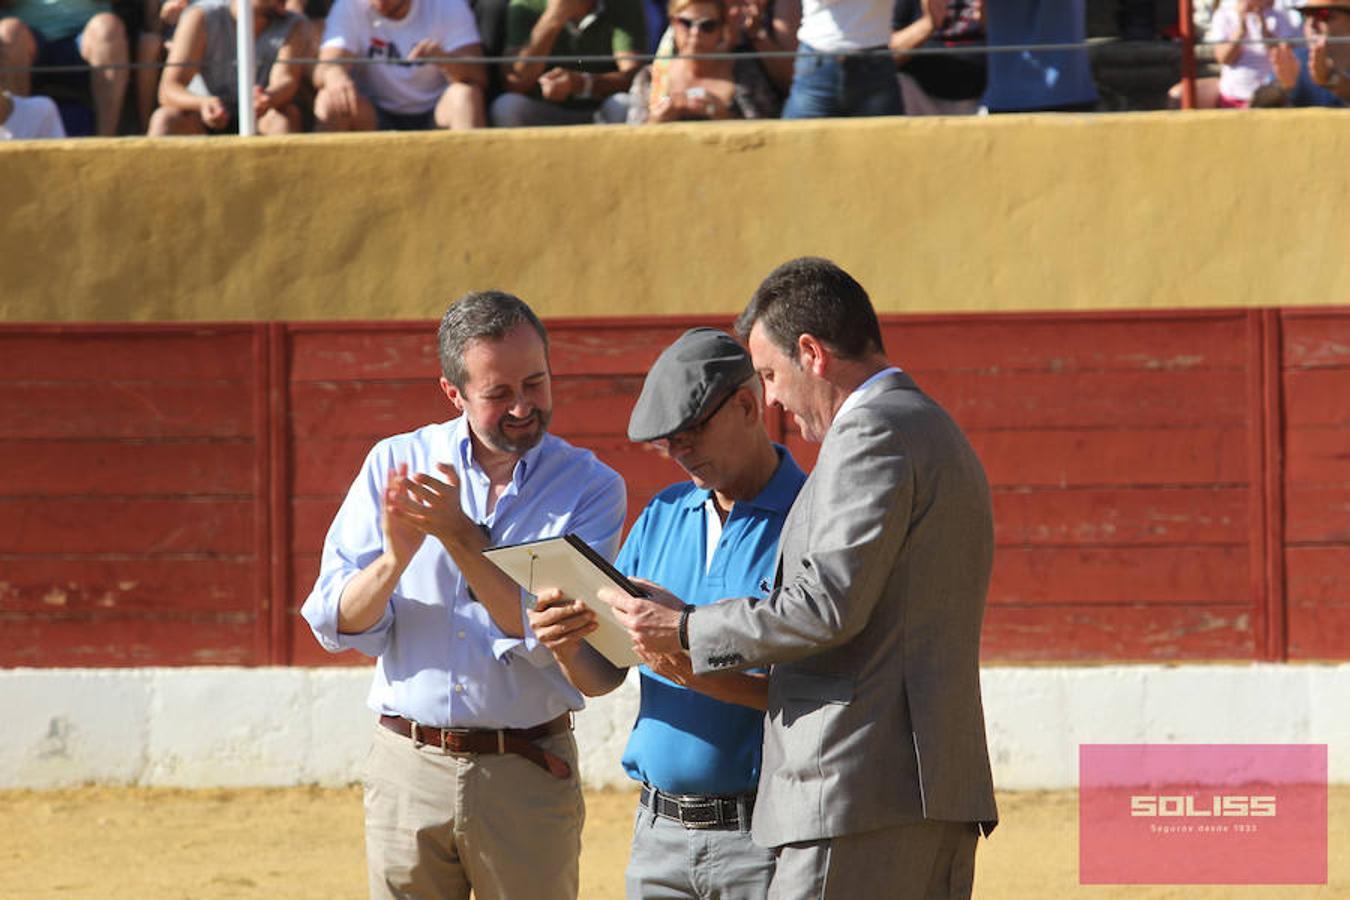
[2,309,1346,666]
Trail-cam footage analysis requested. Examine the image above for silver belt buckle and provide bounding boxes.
[676,796,720,829]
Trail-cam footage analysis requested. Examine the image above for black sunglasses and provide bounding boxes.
[675,15,721,34]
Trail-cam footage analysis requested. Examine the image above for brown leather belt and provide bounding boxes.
[379,713,573,779]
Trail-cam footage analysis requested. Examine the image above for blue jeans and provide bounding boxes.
[781,43,904,119]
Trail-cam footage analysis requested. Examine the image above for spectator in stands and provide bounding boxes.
[490,0,645,125]
[890,0,984,115]
[780,0,901,117]
[728,0,797,97]
[982,0,1097,113]
[0,0,130,135]
[148,0,304,134]
[0,85,66,135]
[627,0,781,122]
[1207,0,1299,108]
[314,0,487,130]
[1264,0,1350,105]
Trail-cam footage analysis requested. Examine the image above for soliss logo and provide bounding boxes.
[1129,795,1277,817]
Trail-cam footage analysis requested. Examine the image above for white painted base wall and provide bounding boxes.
[4,664,1348,791]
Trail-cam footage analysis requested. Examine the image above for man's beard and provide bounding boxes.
[485,408,552,454]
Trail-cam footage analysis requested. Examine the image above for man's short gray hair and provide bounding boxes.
[437,291,549,388]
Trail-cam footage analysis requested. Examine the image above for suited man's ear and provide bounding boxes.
[797,333,829,376]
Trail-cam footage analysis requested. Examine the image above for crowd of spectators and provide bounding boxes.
[0,0,1344,139]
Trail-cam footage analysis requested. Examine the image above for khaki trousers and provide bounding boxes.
[363,722,584,900]
[767,819,978,900]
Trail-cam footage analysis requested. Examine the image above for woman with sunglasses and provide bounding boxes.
[627,0,780,121]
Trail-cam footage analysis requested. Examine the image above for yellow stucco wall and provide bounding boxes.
[3,110,1347,322]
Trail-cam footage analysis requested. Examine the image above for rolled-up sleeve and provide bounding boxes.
[298,446,397,658]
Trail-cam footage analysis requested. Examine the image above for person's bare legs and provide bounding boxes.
[258,104,300,134]
[313,83,376,130]
[433,81,483,129]
[80,12,129,135]
[0,18,36,96]
[147,104,206,135]
[135,29,162,132]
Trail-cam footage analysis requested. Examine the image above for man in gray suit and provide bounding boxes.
[605,257,998,899]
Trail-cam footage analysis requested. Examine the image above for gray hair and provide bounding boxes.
[437,291,549,388]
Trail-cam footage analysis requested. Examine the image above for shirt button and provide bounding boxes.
[454,684,464,694]
[457,630,466,639]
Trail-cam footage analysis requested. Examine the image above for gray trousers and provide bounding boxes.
[767,820,978,900]
[626,800,776,900]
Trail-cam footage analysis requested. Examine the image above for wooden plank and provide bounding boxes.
[884,314,1250,374]
[1253,308,1283,663]
[981,604,1255,662]
[0,440,257,497]
[1285,546,1350,604]
[548,322,734,376]
[1280,312,1350,369]
[268,322,289,666]
[0,615,255,667]
[973,427,1249,488]
[0,558,257,614]
[988,546,1250,606]
[1285,606,1350,661]
[992,488,1249,546]
[286,380,449,441]
[0,499,254,555]
[0,383,255,439]
[286,377,644,442]
[1283,486,1350,544]
[287,329,440,382]
[1285,546,1350,660]
[1282,370,1350,426]
[1285,427,1350,485]
[291,498,343,556]
[918,371,1249,430]
[0,330,257,382]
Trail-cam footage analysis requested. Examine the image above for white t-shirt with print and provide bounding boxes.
[0,94,65,140]
[1206,6,1300,101]
[322,0,480,114]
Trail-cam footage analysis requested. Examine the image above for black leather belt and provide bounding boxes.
[639,782,754,830]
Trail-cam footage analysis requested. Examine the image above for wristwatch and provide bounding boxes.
[576,71,594,100]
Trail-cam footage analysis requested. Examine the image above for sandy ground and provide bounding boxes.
[0,786,1345,899]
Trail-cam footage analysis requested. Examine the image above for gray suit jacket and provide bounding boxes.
[688,371,998,847]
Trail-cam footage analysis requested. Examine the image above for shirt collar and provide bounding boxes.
[834,366,903,423]
[450,415,547,487]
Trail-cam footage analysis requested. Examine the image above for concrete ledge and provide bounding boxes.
[3,664,1346,791]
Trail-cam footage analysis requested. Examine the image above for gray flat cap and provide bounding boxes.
[628,328,754,442]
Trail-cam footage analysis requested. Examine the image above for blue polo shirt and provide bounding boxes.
[618,447,805,796]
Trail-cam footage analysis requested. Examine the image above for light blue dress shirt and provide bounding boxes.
[301,416,627,729]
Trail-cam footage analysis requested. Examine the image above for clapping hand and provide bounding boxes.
[390,463,484,551]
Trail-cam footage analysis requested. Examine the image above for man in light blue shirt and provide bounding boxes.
[529,328,805,900]
[301,290,626,900]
